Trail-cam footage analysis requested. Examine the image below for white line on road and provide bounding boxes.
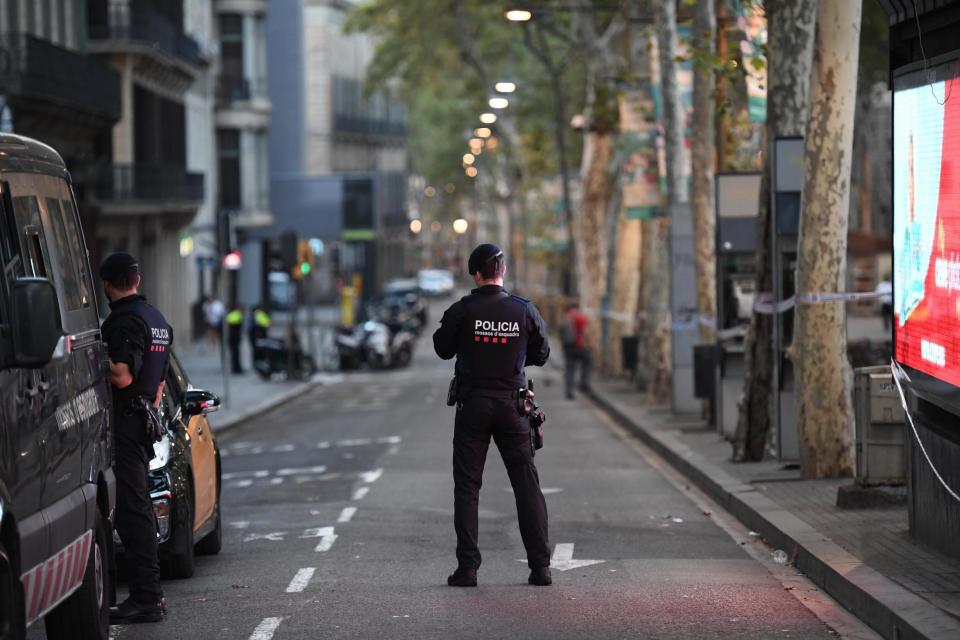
[360,468,383,483]
[302,526,338,552]
[243,532,286,543]
[337,507,357,523]
[553,543,574,562]
[337,438,372,447]
[276,465,328,477]
[376,435,402,444]
[317,441,330,449]
[231,479,253,489]
[352,487,369,500]
[269,477,284,485]
[285,568,316,593]
[222,470,270,480]
[249,617,283,640]
[315,533,338,553]
[228,521,250,529]
[387,445,400,455]
[272,444,296,453]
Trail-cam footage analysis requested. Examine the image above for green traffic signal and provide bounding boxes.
[300,262,311,275]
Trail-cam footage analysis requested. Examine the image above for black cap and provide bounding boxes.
[99,252,139,282]
[468,243,503,275]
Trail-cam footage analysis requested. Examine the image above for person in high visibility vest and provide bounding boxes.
[249,305,271,362]
[226,306,245,374]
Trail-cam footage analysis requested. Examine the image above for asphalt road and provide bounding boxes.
[31,303,878,640]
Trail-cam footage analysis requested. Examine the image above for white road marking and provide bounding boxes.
[317,441,331,449]
[250,447,264,455]
[285,568,316,593]
[315,533,338,553]
[272,444,296,453]
[301,526,338,552]
[352,487,369,500]
[518,543,604,571]
[230,479,254,489]
[360,468,383,483]
[222,470,270,480]
[377,435,402,444]
[337,507,357,523]
[249,617,283,640]
[276,465,328,477]
[243,532,286,543]
[507,487,563,495]
[337,438,372,447]
[387,445,400,455]
[270,477,284,485]
[227,521,250,529]
[232,442,257,449]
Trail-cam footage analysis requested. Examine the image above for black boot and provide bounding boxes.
[447,567,478,587]
[109,597,165,624]
[528,567,552,586]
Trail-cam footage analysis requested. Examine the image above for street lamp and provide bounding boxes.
[469,137,484,148]
[430,221,442,232]
[479,113,497,124]
[489,97,509,109]
[495,81,516,93]
[462,153,475,165]
[410,219,423,234]
[465,166,478,178]
[475,127,492,138]
[453,218,469,234]
[505,8,532,22]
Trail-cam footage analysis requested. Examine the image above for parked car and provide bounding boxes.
[380,279,427,330]
[417,269,454,297]
[0,134,115,639]
[115,352,222,580]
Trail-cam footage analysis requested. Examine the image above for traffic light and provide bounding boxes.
[292,239,314,279]
[280,230,298,272]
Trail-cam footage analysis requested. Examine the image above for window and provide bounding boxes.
[0,183,22,287]
[44,197,91,311]
[219,13,244,93]
[12,196,49,278]
[218,128,241,209]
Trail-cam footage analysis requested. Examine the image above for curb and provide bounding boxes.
[209,379,321,434]
[586,387,960,640]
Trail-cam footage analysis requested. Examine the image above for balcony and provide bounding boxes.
[94,164,204,222]
[216,76,269,104]
[88,6,208,71]
[332,115,407,139]
[0,33,121,122]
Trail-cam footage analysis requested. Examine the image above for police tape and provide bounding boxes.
[753,291,887,315]
[890,360,960,504]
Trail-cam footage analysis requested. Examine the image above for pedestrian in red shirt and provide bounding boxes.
[562,302,590,399]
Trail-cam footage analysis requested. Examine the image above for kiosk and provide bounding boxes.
[881,0,960,560]
[714,173,761,440]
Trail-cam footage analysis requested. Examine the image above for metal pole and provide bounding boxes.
[770,140,782,460]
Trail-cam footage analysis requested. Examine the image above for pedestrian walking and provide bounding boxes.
[876,274,893,331]
[433,243,552,587]
[561,301,590,400]
[202,294,225,351]
[99,253,170,624]
[226,305,245,374]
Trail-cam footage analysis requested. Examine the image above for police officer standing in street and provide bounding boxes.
[433,244,552,587]
[100,253,171,624]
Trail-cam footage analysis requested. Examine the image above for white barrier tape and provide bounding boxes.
[752,291,887,315]
[890,360,960,505]
[716,325,748,340]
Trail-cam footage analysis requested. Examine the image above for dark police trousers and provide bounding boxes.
[114,411,163,604]
[453,395,550,570]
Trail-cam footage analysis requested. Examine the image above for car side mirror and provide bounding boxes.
[11,278,63,368]
[183,389,220,416]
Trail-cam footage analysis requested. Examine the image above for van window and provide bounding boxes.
[0,183,23,286]
[11,196,50,279]
[44,197,92,311]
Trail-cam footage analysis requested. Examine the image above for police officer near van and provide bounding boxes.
[433,244,552,587]
[100,253,171,624]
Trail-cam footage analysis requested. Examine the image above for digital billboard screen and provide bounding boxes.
[894,58,960,391]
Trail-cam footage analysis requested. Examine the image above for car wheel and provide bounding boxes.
[0,538,25,640]
[45,507,110,640]
[160,493,195,579]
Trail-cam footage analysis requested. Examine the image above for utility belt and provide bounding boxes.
[447,377,546,451]
[119,395,166,444]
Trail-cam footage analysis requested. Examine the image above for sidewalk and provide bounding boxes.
[176,342,339,432]
[583,374,960,640]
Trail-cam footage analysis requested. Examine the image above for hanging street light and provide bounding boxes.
[489,97,509,109]
[453,218,469,234]
[475,127,492,138]
[479,112,497,124]
[409,219,423,234]
[495,81,516,93]
[465,166,478,178]
[504,9,533,22]
[462,153,475,165]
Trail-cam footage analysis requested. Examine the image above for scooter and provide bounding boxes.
[253,336,317,380]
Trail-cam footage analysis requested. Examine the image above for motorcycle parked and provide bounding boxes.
[336,305,417,371]
[253,336,317,380]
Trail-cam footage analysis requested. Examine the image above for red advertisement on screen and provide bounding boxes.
[895,77,960,386]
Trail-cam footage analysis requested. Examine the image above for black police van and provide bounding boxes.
[0,134,114,639]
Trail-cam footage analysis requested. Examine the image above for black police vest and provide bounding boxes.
[456,291,529,390]
[107,298,172,399]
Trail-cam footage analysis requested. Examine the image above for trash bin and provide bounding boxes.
[854,365,906,486]
[621,336,639,373]
[693,345,716,400]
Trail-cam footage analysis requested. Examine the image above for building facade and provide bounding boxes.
[86,0,210,335]
[266,0,408,298]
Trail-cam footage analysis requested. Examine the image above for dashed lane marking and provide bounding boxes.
[352,487,369,500]
[223,436,402,456]
[227,521,250,529]
[243,532,286,543]
[272,444,296,453]
[301,526,338,553]
[285,568,316,593]
[234,479,253,489]
[337,438,372,447]
[337,507,357,523]
[249,617,283,640]
[222,470,270,481]
[377,435,402,444]
[360,468,383,483]
[276,465,328,477]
